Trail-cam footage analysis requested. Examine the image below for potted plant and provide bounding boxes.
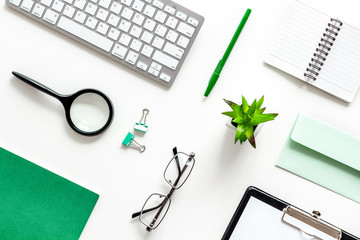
[222,96,278,148]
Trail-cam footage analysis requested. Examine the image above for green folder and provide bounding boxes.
[277,113,360,203]
[0,147,99,239]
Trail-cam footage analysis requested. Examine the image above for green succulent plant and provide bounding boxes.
[222,96,278,148]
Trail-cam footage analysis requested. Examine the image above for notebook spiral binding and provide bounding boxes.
[304,18,343,81]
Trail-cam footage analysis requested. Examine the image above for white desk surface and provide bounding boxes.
[1,0,360,239]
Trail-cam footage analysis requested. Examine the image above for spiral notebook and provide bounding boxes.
[264,1,360,102]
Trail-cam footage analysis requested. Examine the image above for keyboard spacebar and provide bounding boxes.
[57,17,113,52]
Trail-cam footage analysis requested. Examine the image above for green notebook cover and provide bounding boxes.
[0,147,99,240]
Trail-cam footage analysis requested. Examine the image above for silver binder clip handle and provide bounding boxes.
[135,108,149,133]
[282,206,341,240]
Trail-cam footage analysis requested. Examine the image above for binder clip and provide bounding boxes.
[122,132,146,152]
[134,108,149,133]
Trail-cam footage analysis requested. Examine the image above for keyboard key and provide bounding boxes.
[96,8,109,21]
[63,5,75,18]
[85,2,97,15]
[63,0,73,4]
[120,0,132,6]
[21,0,34,12]
[166,30,178,42]
[107,14,120,26]
[132,0,144,12]
[43,9,59,24]
[155,24,167,37]
[164,5,175,15]
[143,5,155,18]
[121,7,133,20]
[141,31,153,43]
[160,72,171,82]
[132,13,145,25]
[85,16,98,29]
[51,0,64,12]
[130,25,142,38]
[175,11,186,21]
[112,44,127,59]
[110,1,122,14]
[74,0,86,9]
[119,33,131,46]
[40,0,52,7]
[177,22,194,37]
[154,10,166,23]
[152,36,164,49]
[58,16,113,51]
[177,35,189,48]
[96,22,109,35]
[9,0,22,6]
[74,11,86,23]
[108,27,120,40]
[144,19,156,31]
[187,17,198,27]
[152,0,163,9]
[165,16,178,29]
[151,62,162,71]
[32,3,45,17]
[130,39,142,51]
[148,67,159,76]
[163,42,183,59]
[137,61,148,71]
[119,20,131,32]
[98,0,111,8]
[141,45,153,57]
[125,51,139,64]
[152,50,178,70]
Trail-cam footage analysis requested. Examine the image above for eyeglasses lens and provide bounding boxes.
[164,153,194,189]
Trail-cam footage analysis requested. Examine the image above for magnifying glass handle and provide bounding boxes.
[12,71,65,103]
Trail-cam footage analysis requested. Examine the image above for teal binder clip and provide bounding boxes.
[134,109,149,133]
[122,132,146,152]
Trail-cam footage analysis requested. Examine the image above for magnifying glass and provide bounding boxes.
[12,71,114,136]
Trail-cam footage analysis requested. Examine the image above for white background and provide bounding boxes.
[1,0,360,239]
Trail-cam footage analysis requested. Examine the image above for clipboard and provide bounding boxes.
[222,186,359,240]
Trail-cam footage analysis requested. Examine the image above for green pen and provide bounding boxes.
[204,8,252,97]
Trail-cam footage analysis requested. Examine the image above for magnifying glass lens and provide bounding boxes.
[70,92,110,133]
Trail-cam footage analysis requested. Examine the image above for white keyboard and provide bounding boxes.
[6,0,204,86]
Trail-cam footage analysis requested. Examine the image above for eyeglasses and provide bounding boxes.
[132,148,195,231]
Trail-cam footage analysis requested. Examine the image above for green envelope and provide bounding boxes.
[276,113,360,203]
[0,147,99,239]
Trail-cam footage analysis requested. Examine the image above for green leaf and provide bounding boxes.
[247,99,257,115]
[223,98,236,108]
[222,111,238,119]
[256,107,266,114]
[223,99,243,120]
[256,96,264,109]
[245,126,256,148]
[235,124,246,143]
[241,96,249,112]
[250,113,278,125]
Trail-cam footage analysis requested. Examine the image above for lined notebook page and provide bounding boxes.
[264,1,360,102]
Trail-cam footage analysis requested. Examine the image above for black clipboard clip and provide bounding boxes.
[282,205,342,240]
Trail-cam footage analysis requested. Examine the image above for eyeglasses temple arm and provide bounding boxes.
[131,200,165,218]
[172,146,181,175]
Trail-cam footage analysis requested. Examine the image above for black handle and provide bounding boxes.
[12,71,66,104]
